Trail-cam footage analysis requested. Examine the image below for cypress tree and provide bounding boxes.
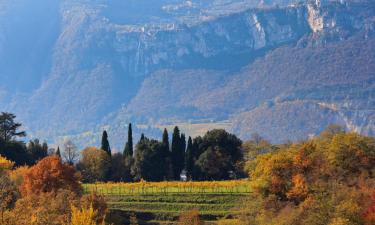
[161,128,172,180]
[180,133,186,154]
[124,123,134,157]
[185,136,194,180]
[171,126,185,180]
[162,128,169,150]
[180,133,186,170]
[101,130,111,156]
[192,137,203,180]
[56,146,61,158]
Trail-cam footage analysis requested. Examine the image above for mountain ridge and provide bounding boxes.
[0,0,374,149]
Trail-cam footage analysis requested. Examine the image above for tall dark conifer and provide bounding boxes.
[56,146,61,158]
[185,136,194,180]
[161,128,172,180]
[162,128,169,150]
[180,133,186,153]
[101,130,111,156]
[171,126,185,180]
[124,123,134,157]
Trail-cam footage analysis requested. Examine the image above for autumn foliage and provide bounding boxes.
[21,156,81,196]
[70,205,105,225]
[178,209,203,225]
[245,130,375,225]
[0,155,14,173]
[363,190,375,225]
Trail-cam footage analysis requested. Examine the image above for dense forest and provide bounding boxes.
[0,112,374,225]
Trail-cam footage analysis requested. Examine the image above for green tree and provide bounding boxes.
[0,112,26,142]
[194,129,243,180]
[0,113,30,166]
[161,129,173,180]
[56,146,61,158]
[0,140,30,166]
[101,131,111,156]
[191,137,203,180]
[78,147,111,183]
[27,139,48,164]
[109,152,133,182]
[123,123,133,157]
[162,128,169,150]
[132,137,169,181]
[171,127,185,180]
[181,133,186,155]
[185,136,194,180]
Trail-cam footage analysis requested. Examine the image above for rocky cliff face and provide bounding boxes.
[0,0,374,148]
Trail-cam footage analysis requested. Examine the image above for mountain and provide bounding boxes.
[0,0,374,149]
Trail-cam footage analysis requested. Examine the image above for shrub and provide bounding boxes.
[178,209,203,225]
[5,189,79,225]
[80,192,107,223]
[70,205,105,225]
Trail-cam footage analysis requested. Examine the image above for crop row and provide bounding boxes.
[84,180,251,196]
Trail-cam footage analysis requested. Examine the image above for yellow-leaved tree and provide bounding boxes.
[69,205,105,225]
[0,155,14,173]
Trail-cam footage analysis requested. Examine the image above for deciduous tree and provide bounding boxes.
[21,156,81,196]
[78,147,111,183]
[62,140,79,165]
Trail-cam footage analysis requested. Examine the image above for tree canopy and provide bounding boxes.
[0,112,26,142]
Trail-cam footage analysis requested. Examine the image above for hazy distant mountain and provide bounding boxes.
[0,0,374,149]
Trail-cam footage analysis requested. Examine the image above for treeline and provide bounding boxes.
[0,113,50,166]
[0,112,244,183]
[78,125,244,183]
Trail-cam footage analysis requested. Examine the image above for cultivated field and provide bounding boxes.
[84,181,251,224]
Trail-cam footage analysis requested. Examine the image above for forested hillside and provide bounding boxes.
[0,0,374,149]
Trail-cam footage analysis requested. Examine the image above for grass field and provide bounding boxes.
[84,181,250,224]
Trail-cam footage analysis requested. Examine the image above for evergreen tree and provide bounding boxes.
[192,137,203,180]
[101,130,111,156]
[27,139,48,164]
[180,133,186,154]
[140,133,145,142]
[124,123,134,157]
[161,128,172,180]
[42,142,48,155]
[162,128,169,150]
[185,136,194,180]
[132,136,168,181]
[195,129,243,180]
[56,146,61,158]
[0,112,26,142]
[171,126,185,180]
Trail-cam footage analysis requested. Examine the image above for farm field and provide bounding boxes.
[84,181,251,224]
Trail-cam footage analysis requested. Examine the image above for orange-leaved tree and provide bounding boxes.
[21,156,81,196]
[363,190,375,225]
